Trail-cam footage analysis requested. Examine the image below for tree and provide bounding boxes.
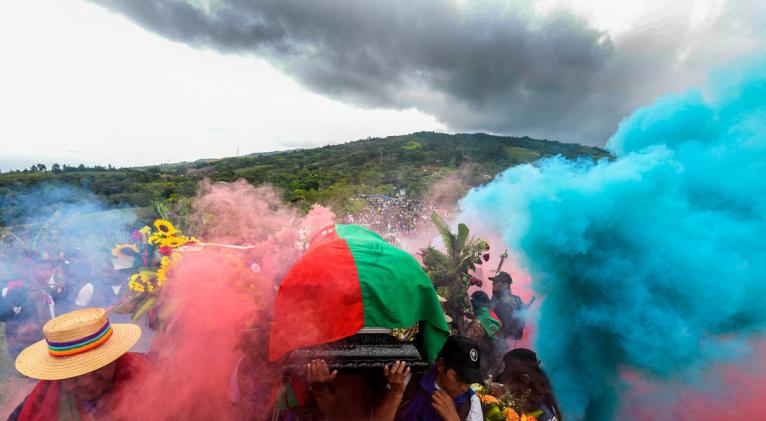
[36,163,46,172]
[51,163,62,173]
[420,212,489,335]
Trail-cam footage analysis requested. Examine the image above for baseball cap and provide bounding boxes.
[438,335,483,384]
[489,271,512,284]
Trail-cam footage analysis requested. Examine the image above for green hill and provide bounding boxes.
[0,132,608,225]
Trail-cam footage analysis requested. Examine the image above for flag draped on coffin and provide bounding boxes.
[268,224,449,362]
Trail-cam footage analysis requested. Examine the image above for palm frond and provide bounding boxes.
[456,223,469,251]
[430,212,455,254]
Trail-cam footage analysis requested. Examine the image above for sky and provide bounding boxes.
[1,0,764,171]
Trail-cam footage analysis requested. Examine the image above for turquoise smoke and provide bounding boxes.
[459,58,766,419]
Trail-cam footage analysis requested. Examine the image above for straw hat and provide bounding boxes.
[15,308,141,380]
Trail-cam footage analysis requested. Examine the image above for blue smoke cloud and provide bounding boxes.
[459,58,766,419]
[0,183,141,280]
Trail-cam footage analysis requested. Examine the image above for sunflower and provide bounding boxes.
[112,243,140,257]
[138,271,154,285]
[160,235,189,248]
[148,232,163,245]
[128,274,145,293]
[153,219,176,236]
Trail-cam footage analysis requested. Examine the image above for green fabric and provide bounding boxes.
[335,224,450,362]
[275,379,299,410]
[475,307,501,339]
[58,389,80,421]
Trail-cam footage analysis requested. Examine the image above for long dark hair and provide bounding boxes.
[501,349,563,420]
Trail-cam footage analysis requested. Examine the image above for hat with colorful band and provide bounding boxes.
[15,307,141,380]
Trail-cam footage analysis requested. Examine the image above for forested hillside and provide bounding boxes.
[0,132,608,225]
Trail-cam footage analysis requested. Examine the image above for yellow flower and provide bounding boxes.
[112,243,140,257]
[156,266,167,287]
[153,219,176,236]
[503,408,520,421]
[139,226,151,235]
[148,232,164,245]
[128,274,145,292]
[160,235,188,248]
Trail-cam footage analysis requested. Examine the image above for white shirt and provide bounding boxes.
[433,381,483,421]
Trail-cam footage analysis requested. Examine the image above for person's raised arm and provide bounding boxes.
[306,359,338,414]
[373,361,410,421]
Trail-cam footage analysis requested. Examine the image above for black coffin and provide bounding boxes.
[281,330,430,375]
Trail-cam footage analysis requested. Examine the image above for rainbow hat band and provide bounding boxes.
[47,320,114,357]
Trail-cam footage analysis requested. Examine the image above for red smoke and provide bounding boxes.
[107,180,335,419]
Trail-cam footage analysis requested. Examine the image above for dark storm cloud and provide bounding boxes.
[91,0,766,145]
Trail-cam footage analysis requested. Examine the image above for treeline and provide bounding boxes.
[0,132,609,225]
[3,163,118,174]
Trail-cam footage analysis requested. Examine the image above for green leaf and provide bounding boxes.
[131,296,158,322]
[431,212,456,253]
[111,296,139,315]
[456,223,469,250]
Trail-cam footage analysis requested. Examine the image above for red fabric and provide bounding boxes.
[18,352,150,421]
[287,376,310,405]
[489,309,501,323]
[268,232,364,361]
[18,380,61,421]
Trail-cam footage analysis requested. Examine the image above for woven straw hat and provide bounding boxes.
[15,307,141,380]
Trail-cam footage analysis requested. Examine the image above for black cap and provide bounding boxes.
[438,336,483,384]
[489,271,512,284]
[470,290,491,307]
[503,348,538,364]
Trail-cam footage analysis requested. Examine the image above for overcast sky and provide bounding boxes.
[1,0,764,171]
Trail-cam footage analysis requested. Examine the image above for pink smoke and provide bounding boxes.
[619,338,766,419]
[108,180,335,419]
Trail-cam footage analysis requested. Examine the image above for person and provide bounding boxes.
[227,309,284,420]
[7,307,149,421]
[489,272,534,347]
[375,335,484,421]
[496,348,562,421]
[303,358,388,420]
[467,291,506,380]
[1,277,52,358]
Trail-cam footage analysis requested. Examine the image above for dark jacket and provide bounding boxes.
[490,289,525,340]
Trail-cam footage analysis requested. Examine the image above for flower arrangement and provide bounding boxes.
[112,219,196,322]
[475,385,540,421]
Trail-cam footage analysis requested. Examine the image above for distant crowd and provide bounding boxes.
[342,194,449,241]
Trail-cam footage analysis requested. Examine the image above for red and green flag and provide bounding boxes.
[268,224,449,362]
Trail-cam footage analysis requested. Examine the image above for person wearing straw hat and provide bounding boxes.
[8,307,149,421]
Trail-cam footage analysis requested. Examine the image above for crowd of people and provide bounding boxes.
[1,247,130,359]
[341,194,449,241]
[5,311,559,421]
[1,223,559,421]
